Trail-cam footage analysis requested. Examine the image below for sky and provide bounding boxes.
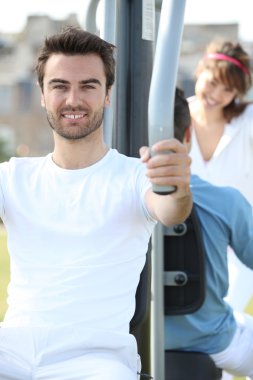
[0,0,252,41]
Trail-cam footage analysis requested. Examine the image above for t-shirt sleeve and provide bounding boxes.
[243,103,253,141]
[0,162,8,219]
[134,160,156,223]
[229,188,253,269]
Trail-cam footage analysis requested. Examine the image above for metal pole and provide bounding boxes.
[100,0,118,147]
[149,1,186,379]
[82,0,100,34]
[148,0,186,194]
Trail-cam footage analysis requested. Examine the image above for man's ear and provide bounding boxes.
[37,81,45,108]
[41,93,45,108]
[183,125,192,152]
[105,87,111,107]
[185,125,191,143]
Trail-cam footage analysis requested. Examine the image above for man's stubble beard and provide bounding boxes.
[46,107,105,140]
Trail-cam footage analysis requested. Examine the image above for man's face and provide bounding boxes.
[41,53,110,140]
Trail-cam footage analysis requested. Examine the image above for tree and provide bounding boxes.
[0,136,14,163]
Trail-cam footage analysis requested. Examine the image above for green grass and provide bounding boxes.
[0,227,10,321]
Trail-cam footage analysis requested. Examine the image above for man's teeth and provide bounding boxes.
[65,114,84,119]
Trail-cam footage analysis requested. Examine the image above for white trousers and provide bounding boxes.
[0,326,141,380]
[210,312,253,380]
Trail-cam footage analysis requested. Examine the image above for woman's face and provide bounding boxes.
[195,69,238,111]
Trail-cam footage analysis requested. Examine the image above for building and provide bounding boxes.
[0,13,79,157]
[0,16,252,157]
[178,23,252,97]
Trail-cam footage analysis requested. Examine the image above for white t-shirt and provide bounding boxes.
[0,149,156,333]
[190,102,253,205]
[190,101,253,312]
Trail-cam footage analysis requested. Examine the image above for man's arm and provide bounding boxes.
[140,138,192,226]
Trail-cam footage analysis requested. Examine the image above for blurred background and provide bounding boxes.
[0,4,252,380]
[0,0,253,323]
[0,0,252,159]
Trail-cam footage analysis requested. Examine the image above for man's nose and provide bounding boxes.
[65,90,82,107]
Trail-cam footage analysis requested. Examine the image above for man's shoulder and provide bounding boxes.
[109,149,143,170]
[0,155,49,175]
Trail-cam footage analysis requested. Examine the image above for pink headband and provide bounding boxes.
[205,53,249,76]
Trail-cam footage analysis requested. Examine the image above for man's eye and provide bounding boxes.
[53,85,66,89]
[83,85,95,90]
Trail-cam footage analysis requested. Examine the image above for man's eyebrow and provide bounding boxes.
[80,78,102,86]
[48,79,69,85]
[48,78,102,86]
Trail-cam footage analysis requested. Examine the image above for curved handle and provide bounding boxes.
[82,0,100,34]
[148,0,186,195]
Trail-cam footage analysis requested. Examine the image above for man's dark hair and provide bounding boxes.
[35,26,116,92]
[174,87,191,143]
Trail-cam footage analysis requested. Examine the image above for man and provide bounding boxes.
[164,88,253,379]
[0,27,192,379]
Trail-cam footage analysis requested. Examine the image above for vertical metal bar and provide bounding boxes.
[128,0,154,157]
[100,0,118,147]
[151,221,166,380]
[149,1,186,379]
[112,0,129,154]
[112,0,153,157]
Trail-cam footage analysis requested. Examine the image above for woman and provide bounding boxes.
[189,41,253,380]
[189,40,253,203]
[189,40,253,307]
